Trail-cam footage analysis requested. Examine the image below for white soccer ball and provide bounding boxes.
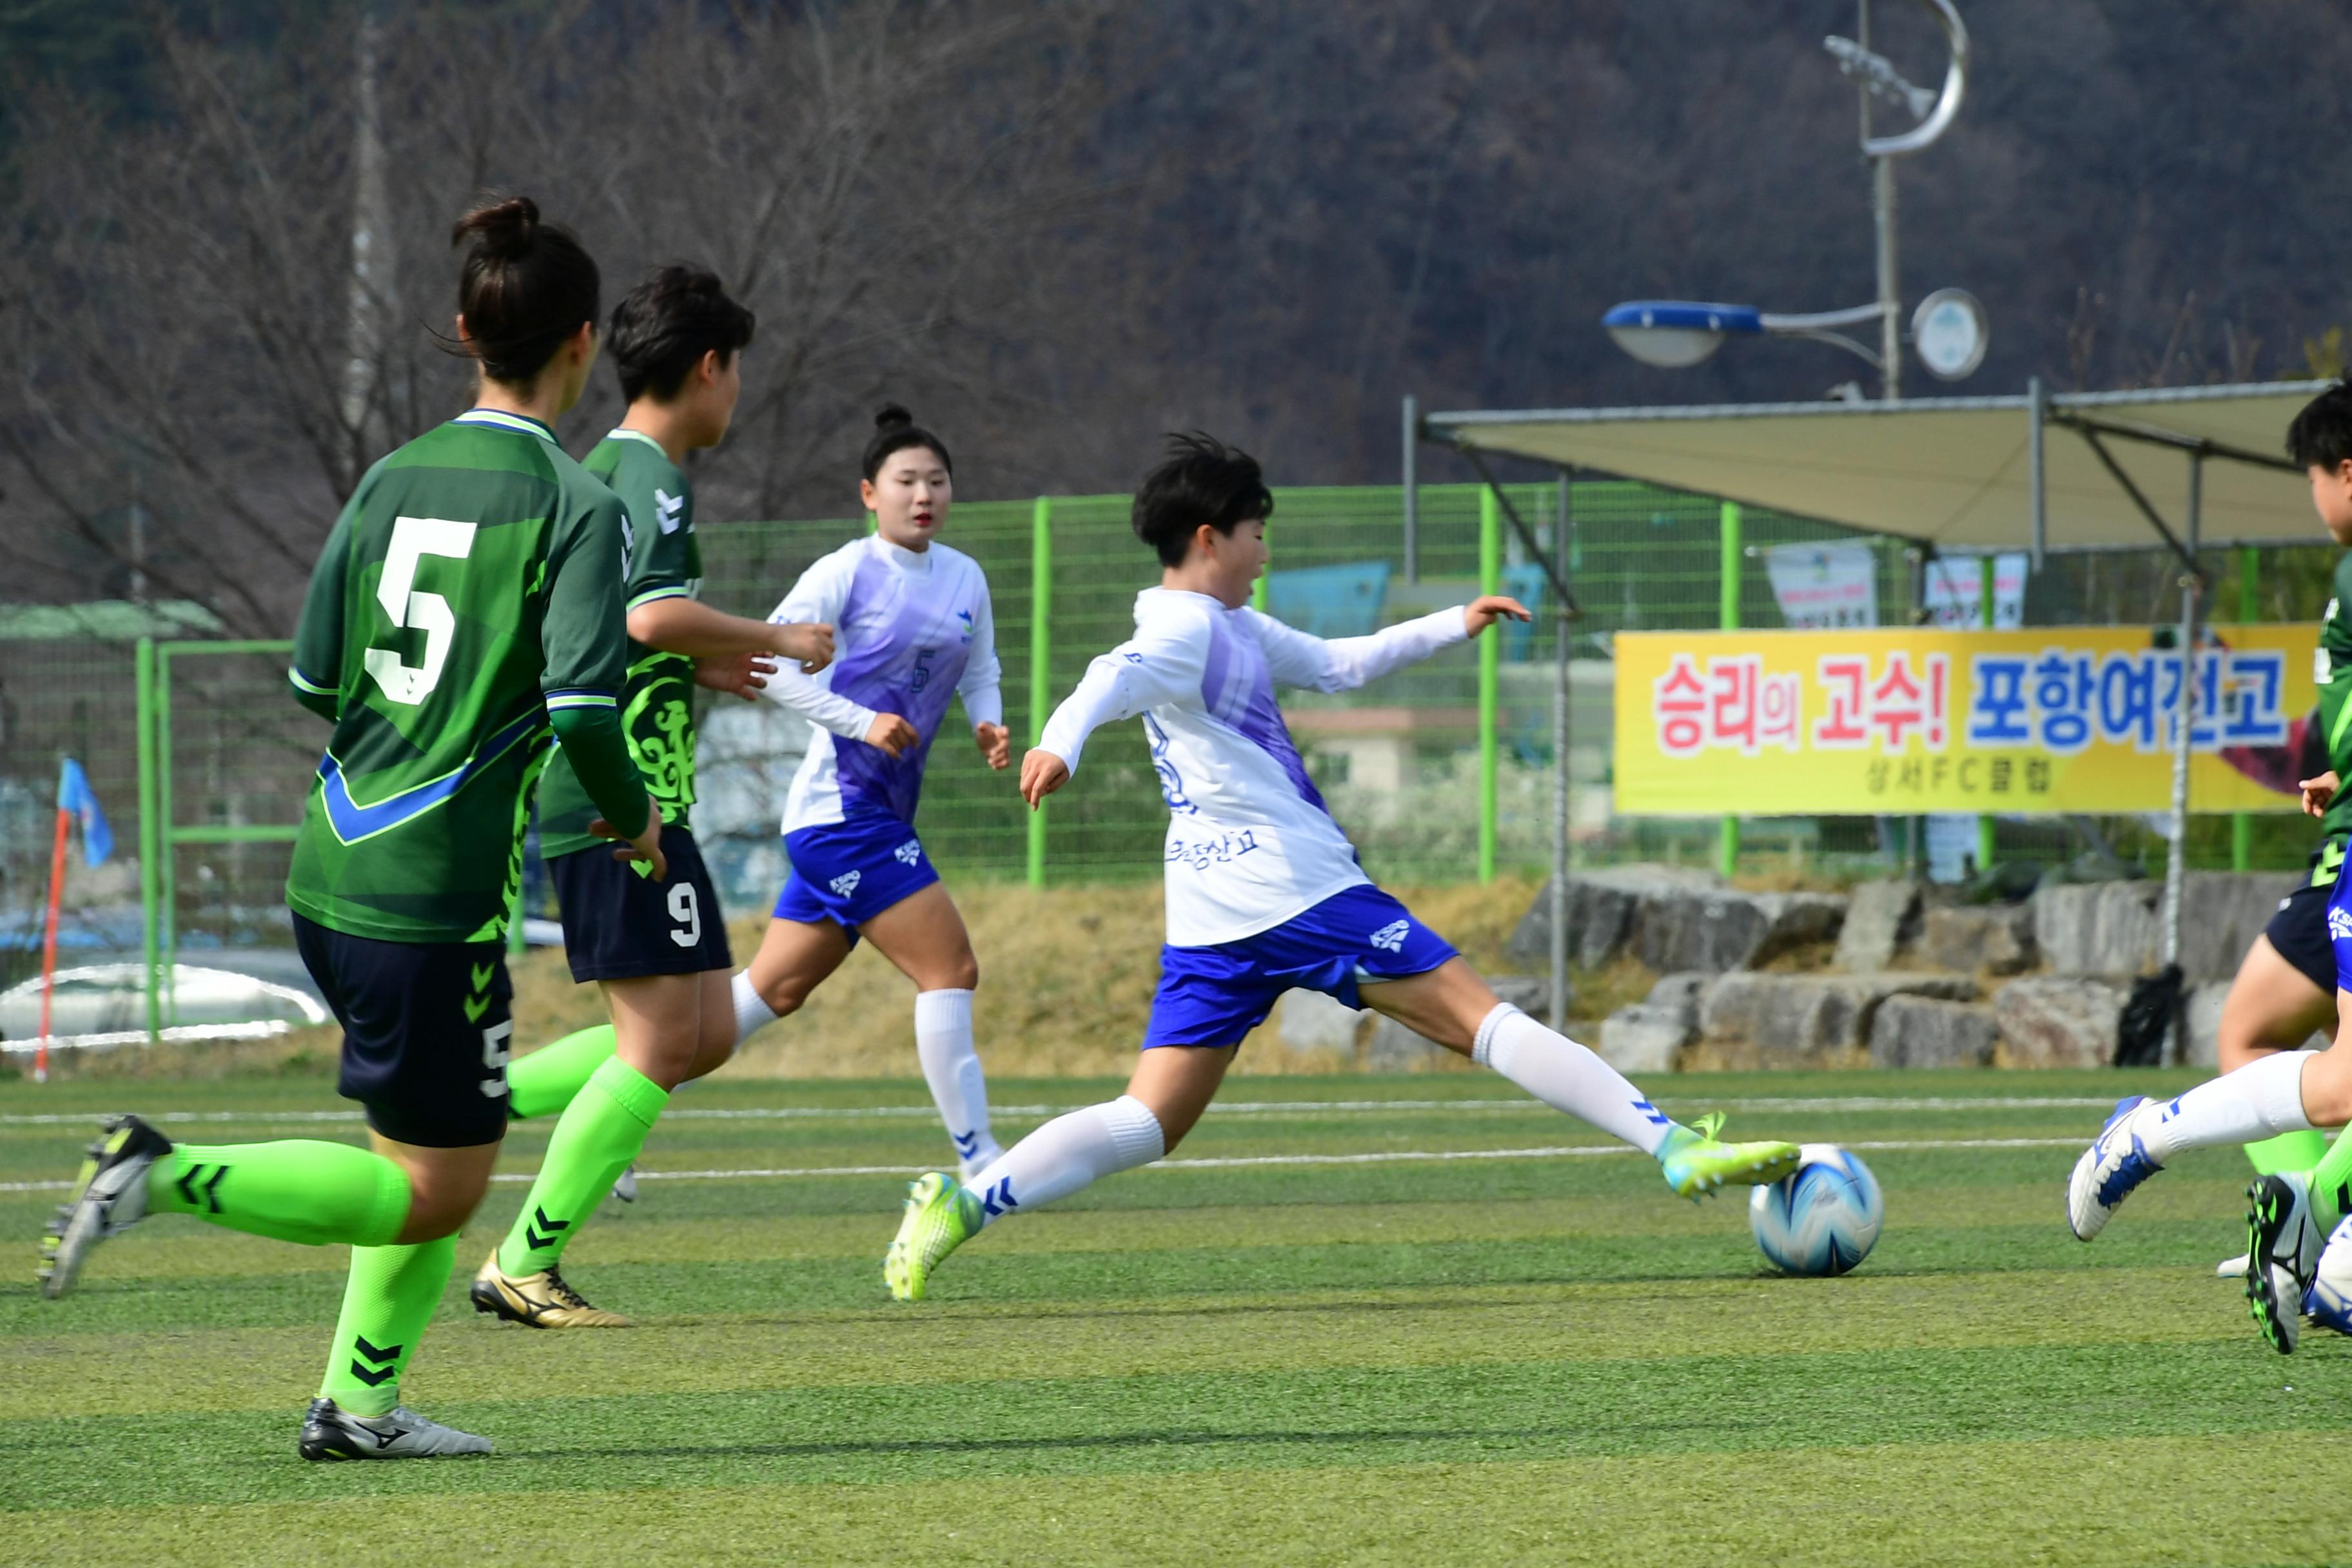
[1749,1144,1882,1277]
[2306,1217,2352,1336]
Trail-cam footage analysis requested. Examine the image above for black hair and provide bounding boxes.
[449,195,600,387]
[861,404,952,481]
[1130,431,1275,566]
[2288,381,2352,472]
[608,264,756,404]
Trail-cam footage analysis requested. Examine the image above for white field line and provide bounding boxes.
[0,1094,2124,1130]
[0,1133,2085,1193]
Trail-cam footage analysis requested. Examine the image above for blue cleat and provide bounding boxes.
[2065,1095,2163,1242]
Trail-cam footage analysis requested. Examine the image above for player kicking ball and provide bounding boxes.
[883,433,1802,1300]
[2067,385,2352,1353]
[37,198,672,1455]
[471,264,834,1329]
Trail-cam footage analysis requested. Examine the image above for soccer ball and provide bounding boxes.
[1749,1144,1882,1277]
[2306,1217,2352,1336]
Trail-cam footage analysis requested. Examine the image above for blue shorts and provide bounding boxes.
[2326,855,2352,994]
[773,811,940,944]
[1142,884,1458,1050]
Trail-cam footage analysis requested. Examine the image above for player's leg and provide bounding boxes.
[1358,956,1799,1196]
[304,1133,500,1459]
[861,881,1003,1177]
[474,969,696,1327]
[2220,913,2337,1175]
[885,1043,1231,1302]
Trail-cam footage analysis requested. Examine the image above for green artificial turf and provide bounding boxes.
[1,1068,2338,1565]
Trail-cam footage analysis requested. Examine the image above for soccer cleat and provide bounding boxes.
[297,1396,491,1460]
[2246,1172,2322,1354]
[884,1171,979,1302]
[2216,1253,2249,1279]
[2066,1095,2162,1242]
[469,1253,633,1328]
[38,1113,171,1298]
[610,1164,639,1205]
[1656,1113,1801,1201]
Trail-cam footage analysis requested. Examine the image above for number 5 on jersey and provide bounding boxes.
[366,516,478,705]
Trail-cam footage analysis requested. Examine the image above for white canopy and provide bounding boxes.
[1426,380,2329,554]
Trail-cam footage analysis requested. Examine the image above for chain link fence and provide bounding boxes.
[0,481,2338,1003]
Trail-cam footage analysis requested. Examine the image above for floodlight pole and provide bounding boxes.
[1551,470,1574,1033]
[1402,394,1420,583]
[1859,1,1901,400]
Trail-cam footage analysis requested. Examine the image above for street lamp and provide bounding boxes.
[1602,0,1980,400]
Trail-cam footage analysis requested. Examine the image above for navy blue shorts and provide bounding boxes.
[2269,866,2338,995]
[1142,884,1458,1050]
[772,811,940,945]
[548,825,732,983]
[292,912,513,1148]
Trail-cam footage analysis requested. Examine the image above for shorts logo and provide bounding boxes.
[1369,919,1411,953]
[894,839,923,867]
[2331,907,2352,943]
[830,870,863,897]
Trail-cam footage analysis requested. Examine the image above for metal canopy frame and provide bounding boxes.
[1411,377,2330,1065]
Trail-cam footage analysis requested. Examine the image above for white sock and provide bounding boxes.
[914,988,1001,1173]
[962,1094,1163,1229]
[1472,1003,1676,1156]
[2146,1050,2315,1162]
[731,970,779,1047]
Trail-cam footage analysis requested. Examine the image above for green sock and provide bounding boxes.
[146,1140,407,1247]
[318,1234,456,1417]
[2246,1130,2328,1178]
[2309,1132,2352,1235]
[498,1056,667,1276]
[506,1025,618,1120]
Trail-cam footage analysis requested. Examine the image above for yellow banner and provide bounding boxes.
[1612,625,2318,816]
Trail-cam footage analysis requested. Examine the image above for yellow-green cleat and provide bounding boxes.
[884,1171,978,1302]
[1657,1112,1801,1201]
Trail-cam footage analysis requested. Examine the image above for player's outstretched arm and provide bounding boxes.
[629,596,833,672]
[1252,596,1528,694]
[1032,622,1210,790]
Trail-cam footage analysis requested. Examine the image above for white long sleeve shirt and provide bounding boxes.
[1039,587,1468,945]
[760,534,1001,833]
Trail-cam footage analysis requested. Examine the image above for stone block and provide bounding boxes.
[2182,980,2228,1070]
[1280,989,1366,1054]
[1837,879,1924,973]
[1993,975,2130,1068]
[1920,904,2037,975]
[1632,889,1847,974]
[2031,881,2159,975]
[1869,995,1999,1068]
[1506,867,1720,970]
[1698,972,1976,1061]
[2175,871,2301,982]
[1598,1006,1687,1073]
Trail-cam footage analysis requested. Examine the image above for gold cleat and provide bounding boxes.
[468,1252,633,1328]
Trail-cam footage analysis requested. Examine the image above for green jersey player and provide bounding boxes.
[36,197,664,1459]
[472,265,834,1328]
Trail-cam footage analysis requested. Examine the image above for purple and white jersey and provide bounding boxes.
[761,534,1001,833]
[1039,587,1467,946]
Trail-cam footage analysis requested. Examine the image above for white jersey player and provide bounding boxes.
[883,431,1806,1300]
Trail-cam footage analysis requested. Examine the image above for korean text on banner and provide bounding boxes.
[1763,543,1879,629]
[1612,625,2317,816]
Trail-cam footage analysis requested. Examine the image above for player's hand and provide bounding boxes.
[695,651,775,701]
[975,721,1012,770]
[1463,596,1533,638]
[865,712,921,758]
[591,793,669,881]
[1020,749,1070,807]
[771,620,835,674]
[2301,770,2341,819]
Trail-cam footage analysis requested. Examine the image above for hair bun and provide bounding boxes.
[451,195,541,256]
[873,403,914,433]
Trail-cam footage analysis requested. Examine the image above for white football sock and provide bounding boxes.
[1472,1003,1676,1156]
[731,970,780,1047]
[963,1095,1163,1229]
[915,988,1001,1173]
[2146,1050,2315,1162]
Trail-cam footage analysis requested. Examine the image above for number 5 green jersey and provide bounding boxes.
[286,408,652,945]
[536,429,702,859]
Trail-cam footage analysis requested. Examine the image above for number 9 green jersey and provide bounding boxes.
[285,409,641,944]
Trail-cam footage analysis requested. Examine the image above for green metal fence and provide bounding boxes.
[5,477,2343,1040]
